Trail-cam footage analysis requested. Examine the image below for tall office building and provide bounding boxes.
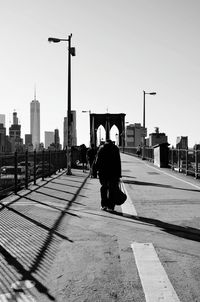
[54,129,60,145]
[125,123,144,147]
[0,114,6,152]
[176,136,188,149]
[9,111,21,140]
[149,127,168,147]
[0,123,6,152]
[63,110,77,149]
[45,131,54,149]
[9,111,23,152]
[25,134,33,151]
[25,134,32,145]
[0,114,5,127]
[30,91,40,150]
[54,128,61,150]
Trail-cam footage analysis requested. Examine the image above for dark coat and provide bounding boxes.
[95,141,121,179]
[87,147,97,165]
[79,145,87,163]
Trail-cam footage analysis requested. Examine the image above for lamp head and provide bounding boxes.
[48,37,61,43]
[149,92,156,95]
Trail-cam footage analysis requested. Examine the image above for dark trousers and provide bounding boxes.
[99,177,119,209]
[89,160,97,178]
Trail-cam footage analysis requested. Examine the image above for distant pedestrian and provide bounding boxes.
[136,145,141,157]
[79,144,87,172]
[95,139,121,212]
[87,143,97,178]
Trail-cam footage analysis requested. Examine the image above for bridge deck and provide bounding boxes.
[121,152,200,227]
[0,153,199,301]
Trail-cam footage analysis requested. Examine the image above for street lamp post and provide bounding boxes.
[48,34,76,175]
[142,90,156,159]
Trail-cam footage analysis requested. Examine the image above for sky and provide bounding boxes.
[1,0,200,147]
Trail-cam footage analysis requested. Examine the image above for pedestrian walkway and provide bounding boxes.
[122,152,200,229]
[0,153,200,301]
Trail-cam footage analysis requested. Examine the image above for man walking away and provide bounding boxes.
[136,145,141,157]
[95,139,121,212]
[79,144,87,172]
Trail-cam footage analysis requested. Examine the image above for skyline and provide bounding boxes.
[0,108,194,149]
[1,1,200,147]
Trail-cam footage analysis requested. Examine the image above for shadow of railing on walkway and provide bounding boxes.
[68,208,200,244]
[123,179,200,193]
[34,187,87,202]
[42,184,87,198]
[51,179,90,190]
[0,172,89,301]
[113,211,200,243]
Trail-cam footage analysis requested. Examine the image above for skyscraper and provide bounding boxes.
[0,123,6,153]
[25,134,33,152]
[54,128,61,150]
[9,111,23,152]
[9,111,21,140]
[63,110,77,149]
[30,90,40,150]
[45,131,54,149]
[0,114,5,127]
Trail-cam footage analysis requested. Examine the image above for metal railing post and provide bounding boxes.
[171,147,174,170]
[58,150,61,172]
[195,147,198,179]
[14,151,18,194]
[48,150,51,177]
[185,147,188,176]
[54,150,57,174]
[34,150,36,185]
[178,147,180,172]
[42,149,45,181]
[25,150,28,189]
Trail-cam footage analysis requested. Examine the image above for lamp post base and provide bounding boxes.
[66,167,72,175]
[142,145,146,160]
[66,147,72,175]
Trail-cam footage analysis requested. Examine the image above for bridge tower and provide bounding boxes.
[89,113,126,147]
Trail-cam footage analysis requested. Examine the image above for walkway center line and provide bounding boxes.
[131,242,180,302]
[121,181,137,216]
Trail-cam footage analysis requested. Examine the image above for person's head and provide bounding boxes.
[105,139,113,145]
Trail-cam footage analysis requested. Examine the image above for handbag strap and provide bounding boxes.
[119,179,125,193]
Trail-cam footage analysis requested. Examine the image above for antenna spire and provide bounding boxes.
[34,84,36,100]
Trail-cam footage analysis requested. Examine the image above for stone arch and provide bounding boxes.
[110,125,119,145]
[90,113,126,147]
[97,124,106,145]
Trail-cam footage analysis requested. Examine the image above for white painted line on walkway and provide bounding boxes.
[0,293,36,301]
[146,163,200,190]
[131,242,180,302]
[121,181,137,216]
[0,280,36,302]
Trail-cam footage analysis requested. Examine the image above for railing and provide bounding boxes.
[0,150,67,198]
[120,146,138,156]
[120,146,154,162]
[169,147,200,179]
[121,145,200,179]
